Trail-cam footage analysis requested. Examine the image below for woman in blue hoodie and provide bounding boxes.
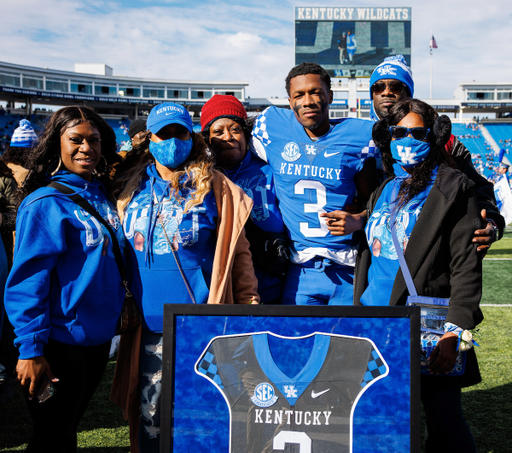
[112,102,258,452]
[4,106,125,453]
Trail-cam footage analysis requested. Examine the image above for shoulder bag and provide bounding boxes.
[47,181,141,335]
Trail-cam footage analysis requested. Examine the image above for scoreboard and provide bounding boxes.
[295,6,411,78]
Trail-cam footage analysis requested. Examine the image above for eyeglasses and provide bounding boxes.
[389,126,430,141]
[372,81,406,95]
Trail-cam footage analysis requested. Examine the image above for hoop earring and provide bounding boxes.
[51,158,62,176]
[93,155,108,177]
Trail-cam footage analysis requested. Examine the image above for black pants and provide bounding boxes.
[421,386,476,453]
[24,340,110,453]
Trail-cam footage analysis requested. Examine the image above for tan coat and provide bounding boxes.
[110,170,259,452]
[6,163,29,187]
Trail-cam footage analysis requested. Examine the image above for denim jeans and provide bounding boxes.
[139,329,163,453]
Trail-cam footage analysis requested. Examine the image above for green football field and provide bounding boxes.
[1,229,511,452]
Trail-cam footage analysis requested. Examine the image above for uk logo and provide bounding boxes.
[305,145,316,155]
[396,145,417,164]
[377,65,397,76]
[283,385,297,398]
[282,142,301,162]
[251,382,279,408]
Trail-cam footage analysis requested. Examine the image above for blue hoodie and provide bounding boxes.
[5,171,125,360]
[123,164,217,332]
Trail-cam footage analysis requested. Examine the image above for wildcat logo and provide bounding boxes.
[396,145,417,164]
[284,385,297,398]
[376,65,397,76]
[282,142,301,162]
[305,145,317,155]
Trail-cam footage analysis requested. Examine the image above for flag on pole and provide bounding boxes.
[430,34,438,50]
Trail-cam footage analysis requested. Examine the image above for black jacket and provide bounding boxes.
[354,164,484,388]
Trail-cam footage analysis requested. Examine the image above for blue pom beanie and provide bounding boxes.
[369,55,414,121]
[10,119,38,148]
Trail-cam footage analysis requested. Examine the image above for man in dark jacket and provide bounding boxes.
[368,55,504,256]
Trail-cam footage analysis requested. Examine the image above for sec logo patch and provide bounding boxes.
[251,382,279,408]
[282,142,301,162]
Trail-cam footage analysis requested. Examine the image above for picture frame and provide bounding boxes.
[161,304,420,452]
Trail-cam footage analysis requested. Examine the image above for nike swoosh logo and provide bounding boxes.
[324,151,340,158]
[311,389,330,398]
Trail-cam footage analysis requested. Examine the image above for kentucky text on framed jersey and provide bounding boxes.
[161,305,421,452]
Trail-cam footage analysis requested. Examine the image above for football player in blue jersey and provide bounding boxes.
[252,62,379,305]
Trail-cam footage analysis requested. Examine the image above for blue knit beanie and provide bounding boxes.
[10,119,38,148]
[369,55,414,121]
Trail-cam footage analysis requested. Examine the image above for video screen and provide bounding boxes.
[295,7,411,78]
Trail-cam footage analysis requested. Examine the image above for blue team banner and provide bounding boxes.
[161,305,420,453]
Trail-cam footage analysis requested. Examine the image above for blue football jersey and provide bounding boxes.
[252,107,375,265]
[196,332,388,453]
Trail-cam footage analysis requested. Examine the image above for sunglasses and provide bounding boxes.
[372,81,406,95]
[389,126,430,141]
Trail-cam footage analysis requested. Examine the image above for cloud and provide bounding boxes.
[227,32,263,49]
[0,0,511,100]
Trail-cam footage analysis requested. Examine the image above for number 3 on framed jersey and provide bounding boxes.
[195,332,389,453]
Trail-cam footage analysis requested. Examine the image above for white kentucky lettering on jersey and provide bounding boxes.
[254,409,332,426]
[279,163,341,180]
[376,65,397,76]
[305,145,317,155]
[284,385,298,398]
[75,208,104,247]
[397,145,417,164]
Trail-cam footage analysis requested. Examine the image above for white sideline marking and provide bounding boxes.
[481,304,512,307]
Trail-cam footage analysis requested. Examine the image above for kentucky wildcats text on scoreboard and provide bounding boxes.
[295,6,411,78]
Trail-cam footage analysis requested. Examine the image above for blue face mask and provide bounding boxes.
[149,137,193,169]
[390,136,431,168]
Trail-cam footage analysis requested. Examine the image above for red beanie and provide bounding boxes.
[200,95,247,131]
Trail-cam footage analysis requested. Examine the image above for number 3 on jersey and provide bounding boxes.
[274,431,311,453]
[294,180,328,238]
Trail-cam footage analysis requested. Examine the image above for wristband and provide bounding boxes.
[444,322,479,352]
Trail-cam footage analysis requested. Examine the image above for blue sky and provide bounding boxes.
[1,0,511,100]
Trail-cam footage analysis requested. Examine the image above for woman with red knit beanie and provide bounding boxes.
[201,95,289,303]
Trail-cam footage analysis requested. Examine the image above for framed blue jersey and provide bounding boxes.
[251,106,376,265]
[160,304,421,453]
[195,332,388,453]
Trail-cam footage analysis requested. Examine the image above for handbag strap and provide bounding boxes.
[47,181,132,296]
[389,185,418,297]
[157,214,197,304]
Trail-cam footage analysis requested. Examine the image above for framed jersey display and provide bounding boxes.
[161,305,420,452]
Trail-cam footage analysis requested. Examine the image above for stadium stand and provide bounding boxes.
[0,113,133,152]
[104,118,131,146]
[485,123,512,151]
